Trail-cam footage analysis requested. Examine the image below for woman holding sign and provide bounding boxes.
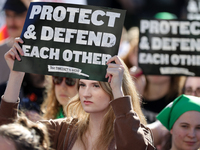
[0,37,155,150]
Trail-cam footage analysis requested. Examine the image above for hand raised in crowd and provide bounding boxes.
[106,56,124,99]
[4,37,24,71]
[4,37,25,103]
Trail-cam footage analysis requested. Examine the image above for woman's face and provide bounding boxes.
[170,111,200,150]
[0,136,16,150]
[184,77,200,97]
[79,79,111,114]
[5,10,27,38]
[54,77,78,106]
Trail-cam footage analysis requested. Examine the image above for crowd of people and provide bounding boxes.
[0,0,200,150]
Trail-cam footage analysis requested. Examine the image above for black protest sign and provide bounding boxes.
[13,2,126,82]
[138,19,200,76]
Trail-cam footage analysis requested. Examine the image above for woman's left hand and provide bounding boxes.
[105,55,124,99]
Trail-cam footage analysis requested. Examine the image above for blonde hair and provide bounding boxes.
[121,27,139,69]
[41,76,62,120]
[41,76,79,119]
[65,58,146,150]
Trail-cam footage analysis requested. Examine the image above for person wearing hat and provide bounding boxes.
[0,0,31,85]
[0,0,46,123]
[3,0,29,39]
[156,94,200,150]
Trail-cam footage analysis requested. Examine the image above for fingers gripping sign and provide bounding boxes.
[4,38,24,71]
[106,56,124,99]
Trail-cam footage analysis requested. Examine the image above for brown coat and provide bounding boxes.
[0,96,155,150]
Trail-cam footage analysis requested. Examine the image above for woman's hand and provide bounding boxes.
[3,37,25,103]
[105,56,124,99]
[4,37,24,71]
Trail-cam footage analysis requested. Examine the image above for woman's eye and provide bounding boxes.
[196,126,200,130]
[79,83,85,87]
[94,84,100,88]
[181,125,188,128]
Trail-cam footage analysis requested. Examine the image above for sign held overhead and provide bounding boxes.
[13,2,126,81]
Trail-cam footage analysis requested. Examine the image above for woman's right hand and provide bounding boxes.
[3,38,25,102]
[4,37,24,71]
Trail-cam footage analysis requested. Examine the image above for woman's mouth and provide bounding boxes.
[59,94,68,97]
[84,101,93,105]
[185,141,196,146]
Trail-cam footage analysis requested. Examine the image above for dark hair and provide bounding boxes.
[161,133,172,150]
[144,76,186,102]
[0,116,50,150]
[3,0,27,13]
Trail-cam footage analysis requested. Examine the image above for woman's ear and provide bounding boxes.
[170,129,173,135]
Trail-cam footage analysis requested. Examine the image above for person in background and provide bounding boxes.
[183,76,200,97]
[0,37,155,150]
[142,75,186,123]
[18,73,46,122]
[0,116,50,150]
[118,27,130,58]
[140,12,187,124]
[121,26,146,96]
[148,76,200,150]
[0,0,31,85]
[41,75,78,119]
[144,75,185,148]
[157,94,200,150]
[0,0,46,122]
[121,27,139,69]
[0,72,46,122]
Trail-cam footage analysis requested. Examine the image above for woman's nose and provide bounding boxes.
[59,79,67,87]
[187,129,195,138]
[82,87,92,97]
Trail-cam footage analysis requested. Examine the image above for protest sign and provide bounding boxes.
[13,2,126,82]
[138,19,200,76]
[34,0,86,5]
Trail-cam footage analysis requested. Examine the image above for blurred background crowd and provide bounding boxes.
[0,0,200,150]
